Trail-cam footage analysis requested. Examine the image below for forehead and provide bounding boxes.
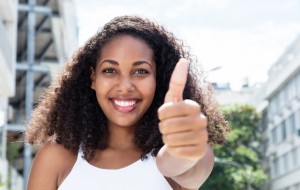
[99,34,154,61]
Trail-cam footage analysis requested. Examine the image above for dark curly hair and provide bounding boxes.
[25,15,229,161]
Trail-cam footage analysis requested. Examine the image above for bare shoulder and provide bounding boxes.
[36,142,77,160]
[27,142,77,190]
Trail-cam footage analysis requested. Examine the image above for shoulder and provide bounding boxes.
[27,142,77,190]
[36,142,76,157]
[34,142,77,168]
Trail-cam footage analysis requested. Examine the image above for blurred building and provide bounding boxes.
[0,0,18,189]
[258,35,300,190]
[213,81,261,107]
[0,0,78,189]
[212,35,300,190]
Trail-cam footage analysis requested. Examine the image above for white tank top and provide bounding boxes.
[58,151,173,190]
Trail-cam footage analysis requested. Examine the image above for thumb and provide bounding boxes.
[164,58,189,103]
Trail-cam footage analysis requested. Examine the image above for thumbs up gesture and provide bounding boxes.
[158,58,208,161]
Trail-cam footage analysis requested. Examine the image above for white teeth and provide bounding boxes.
[114,100,136,107]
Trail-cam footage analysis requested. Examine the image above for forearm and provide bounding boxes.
[156,144,214,189]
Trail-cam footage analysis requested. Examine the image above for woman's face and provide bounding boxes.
[91,34,156,129]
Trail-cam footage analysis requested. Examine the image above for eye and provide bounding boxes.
[134,69,149,75]
[102,68,116,74]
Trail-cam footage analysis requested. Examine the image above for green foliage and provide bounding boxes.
[201,104,268,190]
[6,142,22,162]
[0,174,4,187]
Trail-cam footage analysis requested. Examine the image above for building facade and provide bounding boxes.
[260,35,300,190]
[0,0,18,189]
[0,0,78,189]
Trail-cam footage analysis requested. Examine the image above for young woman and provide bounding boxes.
[26,15,229,190]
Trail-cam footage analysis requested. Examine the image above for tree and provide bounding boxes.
[201,104,268,190]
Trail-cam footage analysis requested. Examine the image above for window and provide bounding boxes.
[297,73,300,95]
[292,148,298,166]
[298,146,300,165]
[0,131,3,158]
[262,139,269,158]
[269,97,277,116]
[278,90,285,110]
[283,153,289,173]
[297,109,300,134]
[281,120,287,142]
[286,113,296,137]
[271,127,277,145]
[273,158,279,177]
[273,94,280,115]
[289,78,297,100]
[290,113,296,134]
[285,79,296,102]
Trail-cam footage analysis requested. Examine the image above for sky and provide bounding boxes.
[74,0,300,90]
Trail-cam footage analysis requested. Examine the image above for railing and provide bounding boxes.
[0,19,13,72]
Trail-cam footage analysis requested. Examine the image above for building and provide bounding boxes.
[0,0,18,189]
[212,80,262,107]
[215,85,261,107]
[212,34,300,190]
[0,0,78,189]
[259,35,300,190]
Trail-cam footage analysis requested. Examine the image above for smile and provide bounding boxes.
[113,99,137,107]
[111,99,139,113]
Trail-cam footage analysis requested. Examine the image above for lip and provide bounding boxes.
[110,98,140,113]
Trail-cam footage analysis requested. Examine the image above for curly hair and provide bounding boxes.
[25,15,230,161]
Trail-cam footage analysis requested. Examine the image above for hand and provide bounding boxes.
[158,58,208,161]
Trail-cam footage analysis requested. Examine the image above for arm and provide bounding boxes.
[27,142,76,190]
[157,144,214,190]
[156,100,214,189]
[157,59,214,189]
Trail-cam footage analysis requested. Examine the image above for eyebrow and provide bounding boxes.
[99,59,153,68]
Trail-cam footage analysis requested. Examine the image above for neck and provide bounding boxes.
[107,123,138,151]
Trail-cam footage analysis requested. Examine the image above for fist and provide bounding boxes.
[158,58,208,161]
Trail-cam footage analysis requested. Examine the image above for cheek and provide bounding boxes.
[142,78,156,99]
[95,79,112,98]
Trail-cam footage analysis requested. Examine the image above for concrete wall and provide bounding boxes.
[0,0,17,97]
[259,35,300,190]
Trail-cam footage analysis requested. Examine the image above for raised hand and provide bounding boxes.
[158,58,208,161]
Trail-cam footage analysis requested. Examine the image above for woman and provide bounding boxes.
[26,15,229,190]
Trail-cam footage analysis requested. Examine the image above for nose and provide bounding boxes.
[117,75,135,92]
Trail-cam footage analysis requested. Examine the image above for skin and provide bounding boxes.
[156,59,214,189]
[91,35,156,130]
[27,35,214,190]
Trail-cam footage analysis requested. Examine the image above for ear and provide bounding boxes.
[90,67,96,90]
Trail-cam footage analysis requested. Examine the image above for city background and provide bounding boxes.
[0,0,300,190]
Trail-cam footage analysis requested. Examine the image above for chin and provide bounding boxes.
[110,119,139,128]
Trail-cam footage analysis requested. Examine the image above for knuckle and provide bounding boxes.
[183,99,200,113]
[157,108,164,121]
[162,135,168,144]
[184,99,198,106]
[158,122,165,134]
[201,113,207,122]
[200,130,209,142]
[198,113,208,128]
[193,129,208,144]
[157,102,173,120]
